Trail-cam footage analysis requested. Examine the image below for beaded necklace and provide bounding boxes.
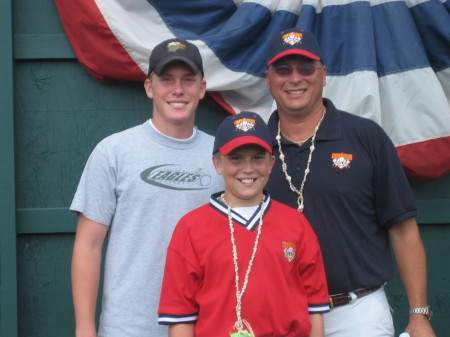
[284,135,311,146]
[219,193,264,337]
[275,107,326,212]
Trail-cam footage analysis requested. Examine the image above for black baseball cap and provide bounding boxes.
[148,38,204,77]
[267,28,321,66]
[213,111,273,155]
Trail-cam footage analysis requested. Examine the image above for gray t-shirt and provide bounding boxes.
[71,120,223,337]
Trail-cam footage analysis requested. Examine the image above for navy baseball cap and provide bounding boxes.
[213,111,273,155]
[267,28,321,66]
[148,38,204,77]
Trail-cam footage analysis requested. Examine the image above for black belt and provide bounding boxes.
[329,286,381,309]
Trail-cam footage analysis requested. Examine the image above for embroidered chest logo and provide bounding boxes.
[282,32,303,46]
[332,153,353,169]
[234,118,256,132]
[282,241,297,262]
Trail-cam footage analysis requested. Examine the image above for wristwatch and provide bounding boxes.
[409,305,433,320]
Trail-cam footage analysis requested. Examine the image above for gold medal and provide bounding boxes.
[230,332,253,337]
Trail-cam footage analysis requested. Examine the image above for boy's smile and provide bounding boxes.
[213,144,275,207]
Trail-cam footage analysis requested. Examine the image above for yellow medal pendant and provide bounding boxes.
[230,332,253,337]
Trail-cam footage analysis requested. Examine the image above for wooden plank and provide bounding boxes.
[14,34,75,59]
[15,198,449,235]
[16,208,77,234]
[17,233,76,336]
[416,199,450,224]
[0,0,18,335]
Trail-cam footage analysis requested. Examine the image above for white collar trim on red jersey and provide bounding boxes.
[209,192,271,231]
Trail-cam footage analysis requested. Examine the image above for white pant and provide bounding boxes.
[324,287,394,337]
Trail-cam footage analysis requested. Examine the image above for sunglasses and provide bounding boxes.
[271,64,323,77]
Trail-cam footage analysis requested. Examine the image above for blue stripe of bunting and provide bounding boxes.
[149,0,450,76]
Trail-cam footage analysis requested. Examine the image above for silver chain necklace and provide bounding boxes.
[275,108,326,212]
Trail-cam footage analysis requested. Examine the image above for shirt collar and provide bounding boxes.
[209,191,271,232]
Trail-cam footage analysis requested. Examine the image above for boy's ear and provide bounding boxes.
[212,154,223,175]
[269,154,275,173]
[144,78,153,99]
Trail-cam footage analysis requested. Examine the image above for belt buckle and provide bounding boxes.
[329,293,352,309]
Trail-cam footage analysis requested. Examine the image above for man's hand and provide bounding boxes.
[405,311,436,337]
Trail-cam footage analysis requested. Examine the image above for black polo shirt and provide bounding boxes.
[266,98,417,295]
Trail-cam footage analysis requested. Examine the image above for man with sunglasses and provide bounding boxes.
[265,28,435,337]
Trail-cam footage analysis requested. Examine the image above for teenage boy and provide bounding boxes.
[158,111,330,337]
[70,38,223,337]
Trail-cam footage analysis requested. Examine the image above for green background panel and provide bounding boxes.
[0,0,447,336]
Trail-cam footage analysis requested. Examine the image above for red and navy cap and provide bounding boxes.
[148,38,204,77]
[267,28,321,66]
[213,111,273,155]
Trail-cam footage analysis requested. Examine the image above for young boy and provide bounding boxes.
[158,111,330,337]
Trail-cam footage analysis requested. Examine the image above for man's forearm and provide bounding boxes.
[390,217,428,307]
[390,217,436,337]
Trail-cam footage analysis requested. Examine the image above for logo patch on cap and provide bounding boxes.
[283,32,303,46]
[234,118,256,132]
[332,153,353,169]
[282,241,297,262]
[166,41,186,52]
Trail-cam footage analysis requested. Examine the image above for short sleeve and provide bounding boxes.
[70,141,117,225]
[372,127,417,228]
[158,218,203,325]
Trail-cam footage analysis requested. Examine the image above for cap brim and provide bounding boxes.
[219,136,273,156]
[267,49,320,65]
[153,56,201,75]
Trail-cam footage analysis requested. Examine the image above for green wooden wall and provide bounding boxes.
[0,0,448,336]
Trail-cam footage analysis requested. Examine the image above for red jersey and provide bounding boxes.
[158,192,329,337]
